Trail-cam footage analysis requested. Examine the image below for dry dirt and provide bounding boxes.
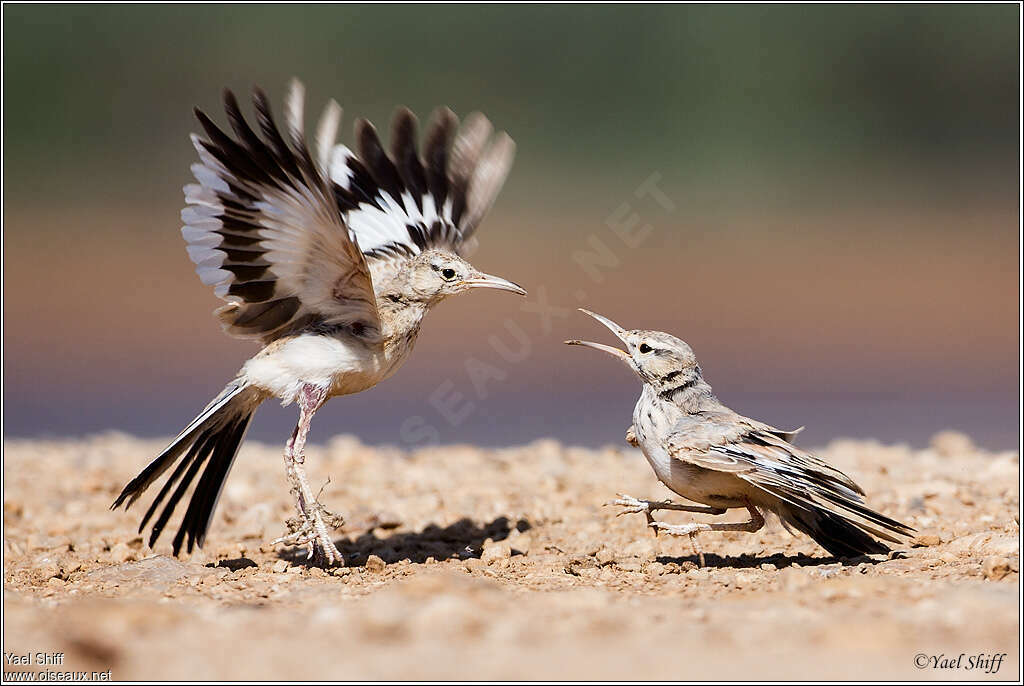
[2,430,1019,680]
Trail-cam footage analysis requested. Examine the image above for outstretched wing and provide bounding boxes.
[182,80,380,341]
[329,105,515,284]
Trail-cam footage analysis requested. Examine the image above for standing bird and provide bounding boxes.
[112,79,524,565]
[566,309,913,562]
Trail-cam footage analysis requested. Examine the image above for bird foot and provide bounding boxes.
[273,503,345,566]
[609,493,668,534]
[649,521,709,566]
[649,521,711,537]
[608,493,654,515]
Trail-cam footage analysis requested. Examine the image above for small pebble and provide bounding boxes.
[365,555,386,573]
[930,430,974,457]
[734,571,757,587]
[37,562,61,581]
[617,559,643,573]
[109,542,134,563]
[271,560,289,574]
[982,556,1012,581]
[481,541,512,564]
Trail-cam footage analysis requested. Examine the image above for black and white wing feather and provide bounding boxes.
[183,79,515,340]
[329,105,515,283]
[665,416,914,544]
[183,80,379,341]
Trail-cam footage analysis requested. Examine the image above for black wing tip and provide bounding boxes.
[391,106,418,132]
[222,88,243,116]
[390,109,418,155]
[194,108,223,138]
[354,116,377,142]
[431,105,458,125]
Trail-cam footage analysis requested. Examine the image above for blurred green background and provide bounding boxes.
[3,4,1019,449]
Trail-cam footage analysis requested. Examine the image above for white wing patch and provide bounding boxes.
[180,79,515,340]
[181,81,380,341]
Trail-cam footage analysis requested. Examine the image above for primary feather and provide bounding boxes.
[182,79,515,343]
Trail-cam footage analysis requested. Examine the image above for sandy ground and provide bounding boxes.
[2,430,1019,680]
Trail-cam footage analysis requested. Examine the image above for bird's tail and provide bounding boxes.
[111,380,262,555]
[776,500,913,558]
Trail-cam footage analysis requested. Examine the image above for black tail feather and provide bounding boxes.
[174,415,253,554]
[149,431,217,550]
[111,433,195,511]
[781,504,894,558]
[138,427,213,534]
[111,382,256,554]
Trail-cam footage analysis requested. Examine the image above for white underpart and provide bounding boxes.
[633,386,677,485]
[242,333,413,404]
[633,386,748,508]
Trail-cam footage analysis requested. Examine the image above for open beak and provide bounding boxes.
[563,308,631,362]
[464,272,527,296]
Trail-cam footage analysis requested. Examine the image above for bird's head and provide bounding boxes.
[399,249,526,306]
[565,309,702,390]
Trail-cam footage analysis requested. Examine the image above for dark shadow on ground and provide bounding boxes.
[278,516,532,568]
[655,550,888,569]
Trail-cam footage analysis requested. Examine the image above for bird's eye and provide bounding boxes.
[639,343,653,354]
[441,268,457,281]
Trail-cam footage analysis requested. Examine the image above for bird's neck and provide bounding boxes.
[376,292,430,342]
[649,372,717,413]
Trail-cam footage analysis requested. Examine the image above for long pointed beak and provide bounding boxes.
[564,308,631,361]
[577,308,628,343]
[464,272,527,296]
[564,339,631,361]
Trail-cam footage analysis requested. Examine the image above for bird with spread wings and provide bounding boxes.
[113,79,525,564]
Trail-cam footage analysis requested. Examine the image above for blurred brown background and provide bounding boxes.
[3,4,1019,449]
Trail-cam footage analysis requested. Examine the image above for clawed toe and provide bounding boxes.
[649,521,709,537]
[609,493,651,516]
[273,505,345,566]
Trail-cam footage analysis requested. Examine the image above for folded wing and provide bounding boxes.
[666,416,914,543]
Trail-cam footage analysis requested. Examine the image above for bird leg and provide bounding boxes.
[273,384,344,566]
[648,506,765,567]
[610,493,726,532]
